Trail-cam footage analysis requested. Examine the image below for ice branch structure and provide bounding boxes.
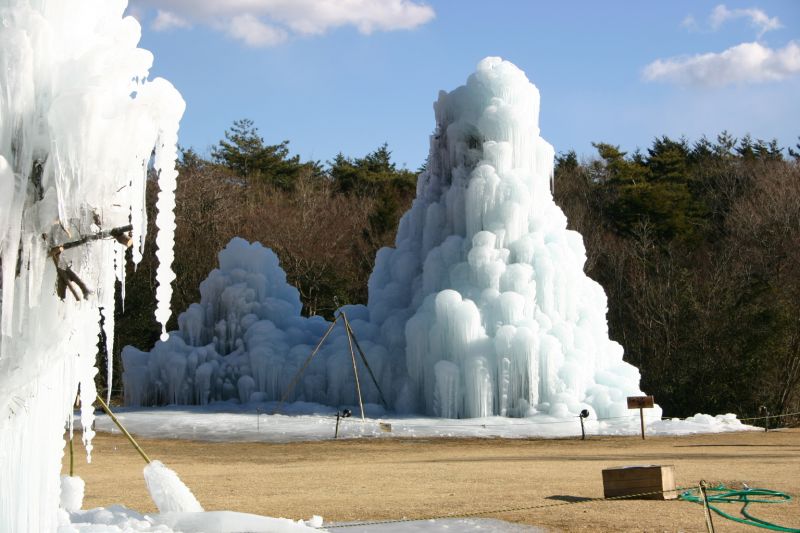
[0,1,184,530]
[124,58,656,424]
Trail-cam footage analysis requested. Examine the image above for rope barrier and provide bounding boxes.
[326,481,800,530]
[369,411,800,432]
[738,412,800,422]
[325,485,693,529]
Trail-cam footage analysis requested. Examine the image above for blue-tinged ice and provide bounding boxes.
[124,57,656,425]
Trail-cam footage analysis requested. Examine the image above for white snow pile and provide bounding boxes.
[64,501,539,533]
[143,460,203,514]
[124,57,658,426]
[0,0,184,530]
[91,405,757,443]
[63,502,323,533]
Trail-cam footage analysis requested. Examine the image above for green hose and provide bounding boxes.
[680,484,799,532]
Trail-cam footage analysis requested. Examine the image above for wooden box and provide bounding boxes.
[602,465,677,500]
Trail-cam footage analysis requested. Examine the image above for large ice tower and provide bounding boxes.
[123,57,653,424]
[0,0,184,530]
[370,57,648,418]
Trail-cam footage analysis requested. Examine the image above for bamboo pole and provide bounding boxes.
[272,315,340,415]
[95,395,151,464]
[69,434,74,476]
[342,312,389,409]
[343,315,365,421]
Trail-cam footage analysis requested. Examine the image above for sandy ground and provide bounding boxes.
[66,428,800,532]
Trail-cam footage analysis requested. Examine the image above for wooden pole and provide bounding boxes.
[334,412,341,439]
[95,395,151,464]
[699,480,716,533]
[342,312,389,409]
[580,417,586,441]
[344,316,366,421]
[639,407,646,440]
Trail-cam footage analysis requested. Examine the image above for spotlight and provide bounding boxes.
[334,408,353,438]
[578,409,590,440]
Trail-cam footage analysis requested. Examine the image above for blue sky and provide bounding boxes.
[128,1,800,170]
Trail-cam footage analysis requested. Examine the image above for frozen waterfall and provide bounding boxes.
[123,57,654,424]
[0,1,184,530]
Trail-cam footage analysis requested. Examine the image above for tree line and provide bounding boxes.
[110,121,800,421]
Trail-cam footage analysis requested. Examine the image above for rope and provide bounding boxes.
[326,485,691,529]
[680,484,799,532]
[738,412,800,422]
[369,411,800,431]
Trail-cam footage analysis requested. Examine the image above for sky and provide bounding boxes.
[127,1,800,170]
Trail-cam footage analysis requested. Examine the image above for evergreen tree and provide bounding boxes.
[211,118,305,190]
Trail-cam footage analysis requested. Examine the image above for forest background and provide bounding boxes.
[109,119,800,421]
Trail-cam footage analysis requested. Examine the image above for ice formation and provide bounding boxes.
[0,0,184,530]
[143,460,204,513]
[124,57,656,424]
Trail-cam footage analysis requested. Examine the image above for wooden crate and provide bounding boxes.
[602,465,677,500]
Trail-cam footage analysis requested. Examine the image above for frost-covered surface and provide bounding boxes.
[90,404,756,442]
[331,518,541,532]
[0,0,184,530]
[124,58,654,423]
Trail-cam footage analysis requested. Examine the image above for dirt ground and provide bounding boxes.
[66,428,800,532]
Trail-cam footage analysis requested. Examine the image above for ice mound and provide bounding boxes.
[123,238,396,409]
[372,57,652,419]
[59,475,85,513]
[124,57,656,422]
[143,460,203,513]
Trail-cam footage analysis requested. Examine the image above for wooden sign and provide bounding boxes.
[379,422,393,433]
[627,395,655,439]
[627,395,654,409]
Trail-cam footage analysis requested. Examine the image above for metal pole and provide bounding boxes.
[334,412,341,439]
[580,416,586,440]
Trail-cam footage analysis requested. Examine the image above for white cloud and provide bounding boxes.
[132,0,435,47]
[681,14,699,32]
[643,41,800,87]
[151,10,191,31]
[227,14,288,47]
[709,4,782,37]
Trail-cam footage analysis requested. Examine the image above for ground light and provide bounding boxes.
[578,409,590,440]
[335,409,352,439]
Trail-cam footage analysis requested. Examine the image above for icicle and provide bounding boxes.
[0,2,185,529]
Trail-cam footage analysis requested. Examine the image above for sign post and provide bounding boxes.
[627,395,655,440]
